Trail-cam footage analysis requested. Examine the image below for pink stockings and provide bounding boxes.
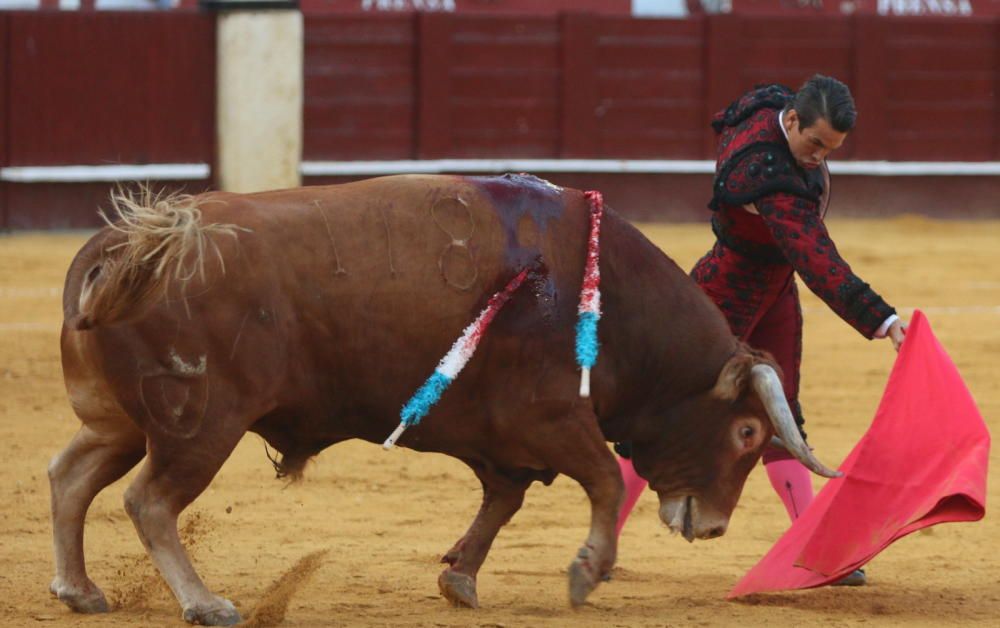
[616,455,647,537]
[763,457,814,521]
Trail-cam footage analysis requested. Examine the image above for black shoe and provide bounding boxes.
[831,568,866,586]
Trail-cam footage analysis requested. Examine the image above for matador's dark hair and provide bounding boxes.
[787,74,857,133]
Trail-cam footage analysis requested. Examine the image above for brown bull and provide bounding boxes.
[50,174,837,625]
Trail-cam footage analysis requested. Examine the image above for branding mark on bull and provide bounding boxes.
[137,365,211,439]
[431,194,478,291]
[313,200,348,276]
[376,203,399,278]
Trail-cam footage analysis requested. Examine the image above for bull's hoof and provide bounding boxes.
[568,552,599,607]
[438,569,479,609]
[182,597,241,626]
[49,577,109,614]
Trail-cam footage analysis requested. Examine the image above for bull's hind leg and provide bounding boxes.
[438,463,530,608]
[539,402,623,607]
[48,423,146,613]
[123,430,244,626]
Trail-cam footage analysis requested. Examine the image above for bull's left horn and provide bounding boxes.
[751,364,842,479]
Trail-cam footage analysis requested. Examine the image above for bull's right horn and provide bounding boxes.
[751,364,842,479]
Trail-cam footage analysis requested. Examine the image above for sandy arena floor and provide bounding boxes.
[1,217,998,627]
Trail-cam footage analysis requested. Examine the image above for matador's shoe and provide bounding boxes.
[831,568,867,586]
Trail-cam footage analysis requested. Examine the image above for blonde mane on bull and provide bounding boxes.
[76,186,246,328]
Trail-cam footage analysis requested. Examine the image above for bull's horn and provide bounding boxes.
[751,365,842,479]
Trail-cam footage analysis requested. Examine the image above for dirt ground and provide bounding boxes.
[1,217,998,627]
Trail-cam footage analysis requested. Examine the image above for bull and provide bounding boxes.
[50,174,838,625]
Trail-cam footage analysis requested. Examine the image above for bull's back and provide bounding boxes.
[191,175,592,437]
[208,174,585,293]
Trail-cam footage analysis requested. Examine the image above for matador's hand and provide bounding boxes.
[888,319,908,352]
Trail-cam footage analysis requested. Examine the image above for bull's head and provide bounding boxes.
[629,352,840,542]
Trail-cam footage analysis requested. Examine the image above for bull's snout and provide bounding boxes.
[657,495,730,542]
[704,524,726,539]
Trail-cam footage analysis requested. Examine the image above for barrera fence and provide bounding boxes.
[1,11,997,228]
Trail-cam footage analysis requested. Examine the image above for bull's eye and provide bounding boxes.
[740,425,755,439]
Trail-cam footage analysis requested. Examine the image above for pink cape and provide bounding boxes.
[728,310,989,598]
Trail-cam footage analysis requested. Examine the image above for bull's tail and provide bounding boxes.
[64,186,245,331]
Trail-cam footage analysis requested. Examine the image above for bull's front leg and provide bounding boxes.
[539,401,623,607]
[438,462,529,608]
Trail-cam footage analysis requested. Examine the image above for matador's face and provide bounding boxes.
[784,109,848,170]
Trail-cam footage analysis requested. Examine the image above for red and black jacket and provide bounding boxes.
[704,84,895,339]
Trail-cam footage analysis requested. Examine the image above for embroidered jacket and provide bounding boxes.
[703,85,895,339]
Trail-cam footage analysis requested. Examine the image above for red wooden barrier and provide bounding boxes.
[852,16,999,161]
[730,0,1000,17]
[996,19,1000,161]
[304,15,416,160]
[562,14,705,158]
[0,15,7,172]
[851,15,888,160]
[1,15,8,231]
[2,12,997,229]
[301,13,999,162]
[299,0,632,16]
[6,12,214,167]
[4,180,212,230]
[881,17,996,160]
[417,13,562,158]
[1,12,215,229]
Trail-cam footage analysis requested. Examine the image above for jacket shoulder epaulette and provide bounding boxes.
[711,84,794,133]
[712,141,822,209]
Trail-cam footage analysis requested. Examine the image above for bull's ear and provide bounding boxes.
[712,353,754,401]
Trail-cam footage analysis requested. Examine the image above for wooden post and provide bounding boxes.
[215,5,303,192]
